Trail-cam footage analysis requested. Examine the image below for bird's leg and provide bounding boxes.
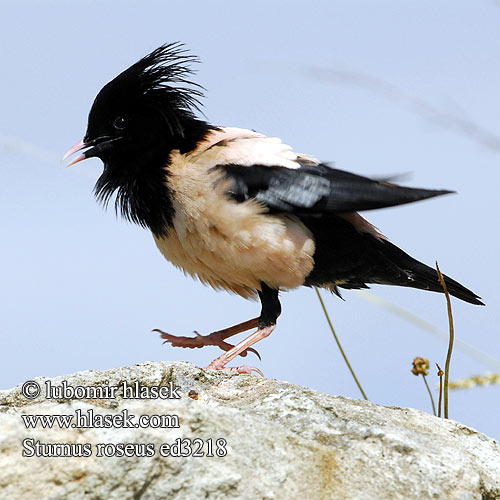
[205,326,275,375]
[205,283,281,375]
[154,317,260,357]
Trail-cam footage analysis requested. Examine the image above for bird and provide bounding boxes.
[64,43,482,375]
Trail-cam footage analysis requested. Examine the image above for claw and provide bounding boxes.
[153,329,211,349]
[247,347,262,361]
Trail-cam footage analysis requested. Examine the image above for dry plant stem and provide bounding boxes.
[422,374,437,416]
[436,363,444,418]
[314,287,368,401]
[436,262,454,420]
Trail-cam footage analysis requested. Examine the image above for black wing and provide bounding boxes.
[216,163,453,214]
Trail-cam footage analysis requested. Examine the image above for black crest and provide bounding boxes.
[114,42,205,136]
[88,42,206,140]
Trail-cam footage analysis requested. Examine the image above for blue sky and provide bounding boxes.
[1,1,499,438]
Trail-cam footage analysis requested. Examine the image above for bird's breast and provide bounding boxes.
[153,151,315,298]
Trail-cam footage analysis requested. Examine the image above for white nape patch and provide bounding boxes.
[187,127,319,170]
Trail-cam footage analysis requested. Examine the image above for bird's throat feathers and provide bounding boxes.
[94,119,214,237]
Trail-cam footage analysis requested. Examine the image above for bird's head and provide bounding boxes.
[63,43,212,235]
[64,42,206,169]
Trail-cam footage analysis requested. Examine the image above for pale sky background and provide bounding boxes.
[1,1,500,439]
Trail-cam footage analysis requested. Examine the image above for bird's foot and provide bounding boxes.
[153,317,261,359]
[203,324,275,377]
[204,362,264,376]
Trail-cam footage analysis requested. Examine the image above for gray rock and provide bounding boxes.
[0,361,499,500]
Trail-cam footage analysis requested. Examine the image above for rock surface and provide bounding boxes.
[0,361,499,500]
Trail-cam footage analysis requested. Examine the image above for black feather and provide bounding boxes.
[218,163,453,214]
[303,215,483,305]
[118,42,205,137]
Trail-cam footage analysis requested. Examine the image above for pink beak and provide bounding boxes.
[62,139,87,167]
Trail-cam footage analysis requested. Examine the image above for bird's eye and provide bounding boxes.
[113,116,127,130]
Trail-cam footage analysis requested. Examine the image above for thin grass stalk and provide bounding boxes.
[422,375,436,416]
[314,287,368,400]
[436,262,454,419]
[436,363,444,418]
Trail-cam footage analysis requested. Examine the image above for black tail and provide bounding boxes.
[303,215,483,305]
[364,238,483,305]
